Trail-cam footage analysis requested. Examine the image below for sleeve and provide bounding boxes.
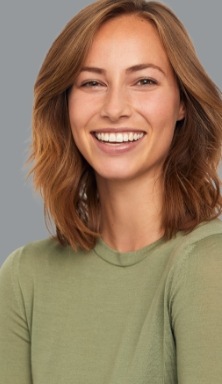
[0,250,32,384]
[170,234,222,384]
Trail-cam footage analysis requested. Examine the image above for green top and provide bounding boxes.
[1,219,222,384]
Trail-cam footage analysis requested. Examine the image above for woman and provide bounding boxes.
[0,0,222,382]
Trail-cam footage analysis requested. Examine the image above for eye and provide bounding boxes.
[136,78,157,86]
[81,80,104,88]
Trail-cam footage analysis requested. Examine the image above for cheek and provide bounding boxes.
[68,98,93,161]
[68,96,83,128]
[68,105,83,149]
[137,91,181,126]
[68,93,101,133]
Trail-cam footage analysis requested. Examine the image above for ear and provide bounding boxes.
[177,101,186,121]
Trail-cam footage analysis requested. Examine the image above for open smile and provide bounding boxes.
[93,131,145,144]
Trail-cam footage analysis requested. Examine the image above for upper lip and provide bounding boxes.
[91,128,146,133]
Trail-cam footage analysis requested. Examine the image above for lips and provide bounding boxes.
[93,131,145,144]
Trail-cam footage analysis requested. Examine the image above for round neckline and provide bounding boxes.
[93,237,165,267]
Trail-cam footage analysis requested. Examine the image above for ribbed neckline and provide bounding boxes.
[93,237,165,267]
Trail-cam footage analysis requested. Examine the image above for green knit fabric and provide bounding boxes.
[1,219,222,384]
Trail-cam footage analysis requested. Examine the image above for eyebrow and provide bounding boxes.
[80,63,166,76]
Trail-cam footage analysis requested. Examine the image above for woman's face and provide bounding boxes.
[68,15,185,182]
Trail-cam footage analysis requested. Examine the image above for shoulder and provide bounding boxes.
[172,218,222,262]
[185,217,222,242]
[167,219,222,300]
[0,238,90,315]
[1,238,67,271]
[184,219,222,285]
[166,222,222,381]
[0,237,87,287]
[183,218,222,263]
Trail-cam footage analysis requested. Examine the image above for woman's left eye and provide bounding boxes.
[136,78,157,86]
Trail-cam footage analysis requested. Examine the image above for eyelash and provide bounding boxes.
[81,80,103,88]
[136,78,157,86]
[80,78,157,88]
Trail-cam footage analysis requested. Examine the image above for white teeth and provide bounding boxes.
[109,133,116,142]
[116,133,123,143]
[94,132,144,143]
[129,132,134,142]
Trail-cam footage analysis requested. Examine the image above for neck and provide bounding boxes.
[96,175,164,252]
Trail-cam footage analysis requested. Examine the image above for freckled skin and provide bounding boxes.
[68,15,185,182]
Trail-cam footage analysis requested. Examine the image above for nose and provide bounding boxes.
[100,85,132,122]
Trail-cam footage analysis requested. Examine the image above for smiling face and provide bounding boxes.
[68,14,185,183]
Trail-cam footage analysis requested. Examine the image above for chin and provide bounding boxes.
[95,167,135,182]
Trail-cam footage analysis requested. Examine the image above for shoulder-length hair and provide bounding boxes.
[29,0,222,250]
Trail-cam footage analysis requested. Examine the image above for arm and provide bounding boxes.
[0,250,32,384]
[171,235,222,383]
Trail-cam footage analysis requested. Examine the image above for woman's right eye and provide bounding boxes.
[81,80,103,88]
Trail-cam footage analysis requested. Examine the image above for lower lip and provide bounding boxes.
[92,135,145,155]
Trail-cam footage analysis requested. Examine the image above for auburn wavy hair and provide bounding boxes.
[29,0,222,250]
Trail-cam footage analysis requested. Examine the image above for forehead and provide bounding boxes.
[83,14,170,70]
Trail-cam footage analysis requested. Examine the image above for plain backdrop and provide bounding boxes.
[1,0,222,264]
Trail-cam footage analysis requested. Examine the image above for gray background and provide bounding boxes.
[1,1,222,264]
